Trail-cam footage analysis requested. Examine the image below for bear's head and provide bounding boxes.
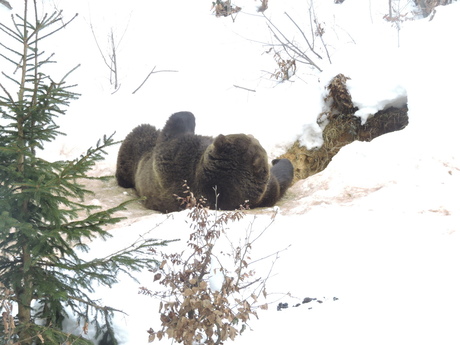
[201,134,270,209]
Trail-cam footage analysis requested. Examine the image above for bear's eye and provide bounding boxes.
[252,157,267,176]
[259,167,268,175]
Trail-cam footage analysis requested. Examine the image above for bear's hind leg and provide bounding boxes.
[256,159,294,208]
[270,159,294,196]
[116,124,159,188]
[158,111,196,141]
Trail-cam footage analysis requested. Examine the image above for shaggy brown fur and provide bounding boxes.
[116,112,293,213]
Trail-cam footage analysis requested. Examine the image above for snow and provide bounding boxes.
[2,0,460,344]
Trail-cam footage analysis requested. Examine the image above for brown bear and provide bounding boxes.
[116,111,293,213]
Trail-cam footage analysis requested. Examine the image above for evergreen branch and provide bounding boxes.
[0,20,22,43]
[73,133,117,166]
[0,41,24,62]
[68,295,128,316]
[0,81,15,103]
[73,216,177,275]
[29,12,79,46]
[58,199,135,242]
[11,14,27,41]
[59,63,81,84]
[24,52,55,72]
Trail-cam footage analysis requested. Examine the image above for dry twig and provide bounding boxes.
[89,19,130,92]
[132,66,178,94]
[263,12,323,72]
[0,0,12,10]
[233,85,256,92]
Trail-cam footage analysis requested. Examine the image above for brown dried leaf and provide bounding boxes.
[207,312,216,323]
[215,315,223,326]
[166,328,175,338]
[202,299,212,309]
[82,321,89,335]
[229,326,237,340]
[262,288,268,298]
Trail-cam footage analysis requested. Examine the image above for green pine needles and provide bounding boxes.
[0,2,169,344]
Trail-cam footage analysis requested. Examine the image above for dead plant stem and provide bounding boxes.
[132,66,178,94]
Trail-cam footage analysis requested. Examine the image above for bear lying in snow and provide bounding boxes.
[116,111,294,213]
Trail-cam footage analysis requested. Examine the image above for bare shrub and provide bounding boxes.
[261,0,335,81]
[142,186,279,345]
[263,12,324,76]
[89,23,126,93]
[384,1,416,46]
[268,49,297,82]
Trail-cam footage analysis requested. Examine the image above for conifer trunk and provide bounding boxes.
[16,244,34,345]
[15,2,35,342]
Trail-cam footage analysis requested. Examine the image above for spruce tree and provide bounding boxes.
[0,2,168,344]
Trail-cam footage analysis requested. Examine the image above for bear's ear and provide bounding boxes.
[213,134,228,149]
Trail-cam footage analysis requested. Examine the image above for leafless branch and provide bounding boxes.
[263,12,323,72]
[109,30,119,90]
[285,12,322,60]
[89,22,112,71]
[0,0,12,10]
[308,6,332,64]
[132,66,178,94]
[89,20,130,91]
[249,244,291,266]
[233,85,256,92]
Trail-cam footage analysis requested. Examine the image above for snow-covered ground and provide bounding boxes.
[1,0,460,344]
